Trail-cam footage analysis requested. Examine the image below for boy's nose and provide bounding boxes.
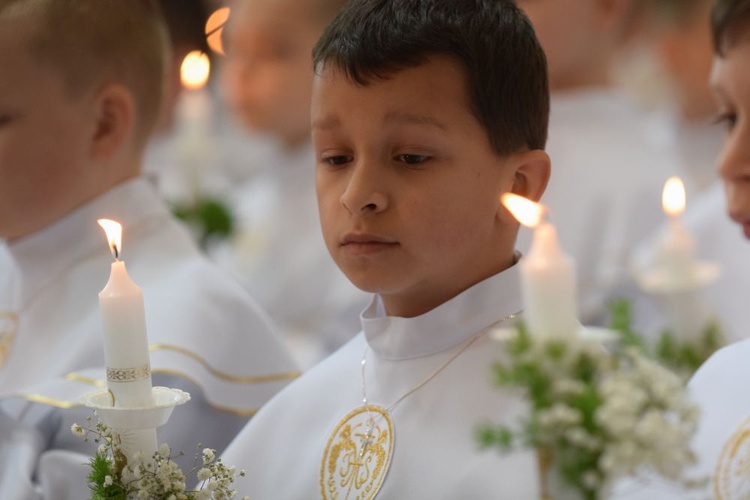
[340,162,388,214]
[717,126,750,183]
[717,126,750,220]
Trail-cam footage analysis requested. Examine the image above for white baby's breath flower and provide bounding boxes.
[202,448,216,464]
[159,443,171,457]
[103,475,113,486]
[70,424,84,437]
[581,470,600,490]
[198,467,212,481]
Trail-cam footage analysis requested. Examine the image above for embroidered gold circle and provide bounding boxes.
[715,415,750,499]
[320,405,394,500]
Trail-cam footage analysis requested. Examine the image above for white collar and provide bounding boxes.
[7,177,170,307]
[361,263,523,361]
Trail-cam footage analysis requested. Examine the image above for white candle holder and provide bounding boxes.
[81,386,191,462]
[634,261,721,343]
[634,261,720,295]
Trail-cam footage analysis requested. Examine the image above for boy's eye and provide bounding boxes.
[322,155,353,166]
[396,154,430,165]
[714,111,738,131]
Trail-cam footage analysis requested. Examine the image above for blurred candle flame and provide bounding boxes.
[501,193,545,228]
[98,219,122,260]
[181,50,210,90]
[206,7,230,55]
[662,176,686,217]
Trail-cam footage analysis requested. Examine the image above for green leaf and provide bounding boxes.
[171,196,235,249]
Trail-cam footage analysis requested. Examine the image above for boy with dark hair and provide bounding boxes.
[613,1,750,498]
[0,1,296,496]
[221,0,551,496]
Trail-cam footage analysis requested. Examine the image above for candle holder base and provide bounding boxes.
[635,261,720,294]
[81,386,191,430]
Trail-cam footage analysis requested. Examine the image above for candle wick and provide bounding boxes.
[112,244,120,261]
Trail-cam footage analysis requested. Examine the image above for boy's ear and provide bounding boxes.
[509,149,550,203]
[90,83,135,160]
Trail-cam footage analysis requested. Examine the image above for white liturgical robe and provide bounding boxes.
[516,88,686,324]
[0,177,297,499]
[221,264,540,499]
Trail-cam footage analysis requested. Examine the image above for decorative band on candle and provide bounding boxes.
[106,364,152,382]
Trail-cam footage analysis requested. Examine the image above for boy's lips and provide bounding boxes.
[341,233,398,254]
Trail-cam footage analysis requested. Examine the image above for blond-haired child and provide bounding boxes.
[0,1,296,496]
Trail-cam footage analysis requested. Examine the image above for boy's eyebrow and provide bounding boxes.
[385,111,447,130]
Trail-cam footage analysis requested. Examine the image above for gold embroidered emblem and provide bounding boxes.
[715,415,750,498]
[320,405,394,499]
[0,311,18,369]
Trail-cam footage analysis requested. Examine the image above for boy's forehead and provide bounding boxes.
[312,58,471,127]
[0,20,38,72]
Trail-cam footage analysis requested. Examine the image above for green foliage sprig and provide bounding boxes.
[171,197,235,250]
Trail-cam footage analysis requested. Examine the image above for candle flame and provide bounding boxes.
[206,7,230,56]
[181,51,210,90]
[501,193,545,228]
[662,176,686,217]
[98,219,122,260]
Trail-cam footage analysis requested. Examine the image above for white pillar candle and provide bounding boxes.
[502,194,579,338]
[175,50,213,193]
[98,219,156,459]
[658,176,696,289]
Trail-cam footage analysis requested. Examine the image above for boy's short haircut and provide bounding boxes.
[712,0,750,55]
[0,0,169,145]
[312,0,549,155]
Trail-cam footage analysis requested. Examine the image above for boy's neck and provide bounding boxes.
[381,252,518,319]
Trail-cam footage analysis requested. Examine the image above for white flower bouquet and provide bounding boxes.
[72,415,247,500]
[477,323,700,500]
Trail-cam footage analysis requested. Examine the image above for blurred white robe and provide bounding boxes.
[0,177,297,499]
[221,264,540,499]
